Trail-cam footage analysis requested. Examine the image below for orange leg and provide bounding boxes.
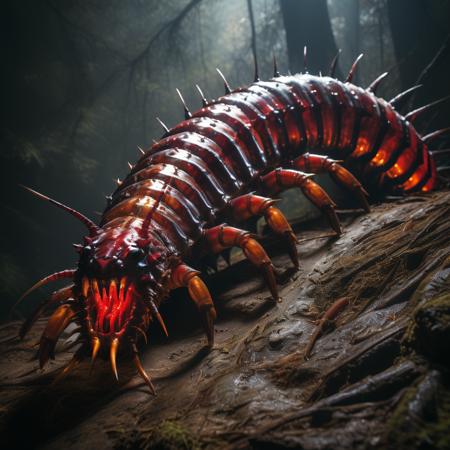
[38,304,78,368]
[230,194,299,268]
[261,168,342,235]
[170,264,217,347]
[293,153,370,212]
[202,225,280,301]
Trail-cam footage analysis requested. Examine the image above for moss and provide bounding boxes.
[403,293,450,366]
[143,420,201,450]
[386,377,450,449]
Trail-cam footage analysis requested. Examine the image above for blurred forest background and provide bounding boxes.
[1,0,449,320]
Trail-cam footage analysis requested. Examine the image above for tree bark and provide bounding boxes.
[279,0,341,77]
[387,0,450,135]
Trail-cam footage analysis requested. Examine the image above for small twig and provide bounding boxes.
[304,297,349,359]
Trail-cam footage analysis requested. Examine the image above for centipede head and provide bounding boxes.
[75,229,172,379]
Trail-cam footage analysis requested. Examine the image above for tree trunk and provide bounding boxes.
[387,0,450,136]
[279,0,341,77]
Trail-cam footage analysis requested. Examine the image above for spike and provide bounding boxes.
[345,53,364,83]
[175,88,192,119]
[437,165,450,173]
[389,85,422,106]
[132,344,156,395]
[127,162,134,170]
[329,49,341,78]
[72,243,83,253]
[14,269,76,311]
[303,46,308,73]
[149,300,168,337]
[195,84,208,107]
[422,127,450,143]
[116,178,122,186]
[110,337,119,381]
[90,337,101,373]
[431,148,450,156]
[21,186,98,236]
[253,54,260,82]
[405,95,450,122]
[273,54,280,77]
[367,72,389,93]
[138,146,145,155]
[216,68,231,95]
[156,117,169,133]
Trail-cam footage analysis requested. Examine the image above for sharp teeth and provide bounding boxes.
[119,277,127,303]
[82,277,89,298]
[92,279,100,297]
[90,337,101,374]
[110,278,118,301]
[110,338,119,381]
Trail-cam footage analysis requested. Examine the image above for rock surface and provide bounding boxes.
[1,191,450,449]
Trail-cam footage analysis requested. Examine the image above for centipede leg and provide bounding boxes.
[293,153,370,212]
[38,304,78,368]
[230,194,299,268]
[170,264,217,348]
[261,168,342,235]
[202,225,279,301]
[19,284,74,340]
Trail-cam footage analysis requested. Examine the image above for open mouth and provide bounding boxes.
[82,276,138,337]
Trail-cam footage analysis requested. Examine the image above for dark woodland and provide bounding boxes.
[1,1,450,449]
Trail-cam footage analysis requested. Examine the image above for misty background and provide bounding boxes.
[1,0,450,320]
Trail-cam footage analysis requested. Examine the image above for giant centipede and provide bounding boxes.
[16,51,448,393]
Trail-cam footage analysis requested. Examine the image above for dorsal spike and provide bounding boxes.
[127,162,134,170]
[253,54,260,82]
[21,186,99,236]
[273,54,280,77]
[405,95,450,123]
[156,117,169,133]
[303,45,308,73]
[216,68,231,95]
[72,243,83,252]
[389,85,422,106]
[175,88,192,119]
[431,148,450,157]
[422,127,450,143]
[116,178,122,186]
[137,146,145,155]
[367,71,389,93]
[329,49,341,78]
[345,53,364,83]
[195,84,208,107]
[14,269,76,312]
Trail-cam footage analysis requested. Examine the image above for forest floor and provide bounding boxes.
[1,190,450,450]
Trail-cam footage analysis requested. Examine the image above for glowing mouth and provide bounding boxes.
[82,277,137,337]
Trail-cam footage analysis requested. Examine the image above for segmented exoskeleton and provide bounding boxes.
[17,52,447,393]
